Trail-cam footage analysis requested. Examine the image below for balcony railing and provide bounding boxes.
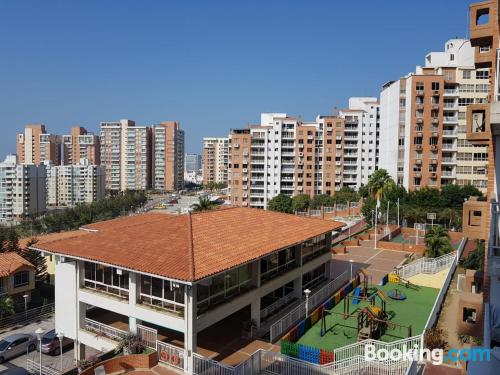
[83,318,128,341]
[261,293,295,320]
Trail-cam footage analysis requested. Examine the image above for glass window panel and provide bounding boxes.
[152,277,163,298]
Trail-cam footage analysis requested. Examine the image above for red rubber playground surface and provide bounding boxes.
[332,246,410,284]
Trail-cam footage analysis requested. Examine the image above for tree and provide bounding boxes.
[334,187,359,204]
[424,225,453,258]
[424,327,448,351]
[310,194,335,209]
[366,169,395,200]
[268,194,293,214]
[5,228,20,253]
[292,194,311,212]
[21,238,48,284]
[460,240,484,271]
[0,296,15,319]
[192,196,215,212]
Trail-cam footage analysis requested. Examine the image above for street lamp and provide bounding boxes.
[23,294,29,321]
[56,332,64,371]
[35,327,44,375]
[304,289,311,317]
[349,259,354,280]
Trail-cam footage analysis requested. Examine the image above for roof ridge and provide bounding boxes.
[186,212,195,280]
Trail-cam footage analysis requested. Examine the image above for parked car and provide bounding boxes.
[40,330,73,355]
[0,369,30,375]
[0,333,37,363]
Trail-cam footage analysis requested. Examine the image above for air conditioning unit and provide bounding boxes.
[299,152,303,157]
[234,143,240,148]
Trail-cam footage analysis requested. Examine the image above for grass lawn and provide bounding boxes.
[296,282,439,351]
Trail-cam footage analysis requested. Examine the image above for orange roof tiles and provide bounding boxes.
[0,252,35,277]
[34,208,343,282]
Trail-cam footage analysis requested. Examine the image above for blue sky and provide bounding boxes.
[0,0,472,154]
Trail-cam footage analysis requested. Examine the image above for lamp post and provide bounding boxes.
[35,327,44,375]
[349,259,354,280]
[304,289,311,317]
[23,294,29,321]
[56,332,64,371]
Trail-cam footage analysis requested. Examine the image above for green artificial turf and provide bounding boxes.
[296,282,439,351]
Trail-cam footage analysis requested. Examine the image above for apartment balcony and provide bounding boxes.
[443,129,458,137]
[443,116,458,124]
[441,171,456,179]
[466,103,491,144]
[442,144,457,151]
[82,307,129,342]
[441,157,457,164]
[444,88,459,97]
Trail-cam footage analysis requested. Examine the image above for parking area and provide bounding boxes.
[332,246,410,284]
[0,317,97,373]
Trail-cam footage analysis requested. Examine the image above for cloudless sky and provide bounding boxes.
[0,0,472,155]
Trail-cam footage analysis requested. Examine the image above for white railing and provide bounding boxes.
[193,353,235,375]
[0,303,54,329]
[137,324,158,349]
[26,358,60,375]
[424,238,467,330]
[396,251,458,279]
[261,294,295,320]
[269,271,349,342]
[157,341,186,371]
[83,318,128,341]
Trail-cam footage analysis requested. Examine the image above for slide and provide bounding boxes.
[398,277,420,290]
[377,290,388,302]
[353,287,361,305]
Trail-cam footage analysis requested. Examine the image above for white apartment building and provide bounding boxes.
[379,39,489,192]
[339,98,380,188]
[45,159,105,208]
[100,120,151,192]
[33,209,343,373]
[0,155,46,223]
[202,137,229,185]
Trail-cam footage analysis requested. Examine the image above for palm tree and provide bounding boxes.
[192,196,215,212]
[0,296,15,319]
[367,169,395,200]
[424,225,452,258]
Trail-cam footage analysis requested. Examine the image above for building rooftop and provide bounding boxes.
[0,252,35,277]
[33,208,344,282]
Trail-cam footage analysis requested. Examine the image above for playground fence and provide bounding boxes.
[269,270,349,342]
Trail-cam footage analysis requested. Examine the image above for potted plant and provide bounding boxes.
[242,319,258,339]
[77,355,98,373]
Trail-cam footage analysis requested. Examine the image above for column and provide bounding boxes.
[292,276,303,300]
[184,284,197,373]
[250,298,261,330]
[129,273,138,335]
[251,260,261,288]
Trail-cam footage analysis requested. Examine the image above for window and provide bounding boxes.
[462,70,471,79]
[140,276,185,314]
[83,262,129,298]
[432,82,440,91]
[416,82,424,91]
[476,84,490,93]
[476,70,489,79]
[463,307,477,323]
[13,271,29,288]
[458,98,474,106]
[450,54,454,61]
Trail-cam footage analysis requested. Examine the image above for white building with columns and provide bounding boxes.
[32,208,342,373]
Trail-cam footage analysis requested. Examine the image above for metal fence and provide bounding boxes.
[269,271,349,342]
[137,324,157,349]
[0,303,55,330]
[84,318,128,341]
[396,251,457,279]
[26,358,60,375]
[157,341,186,371]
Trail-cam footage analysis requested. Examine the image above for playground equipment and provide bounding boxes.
[388,289,407,301]
[344,287,387,318]
[388,273,420,290]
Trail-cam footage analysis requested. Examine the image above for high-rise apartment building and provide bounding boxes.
[339,98,380,188]
[152,122,185,192]
[202,137,229,185]
[100,120,152,192]
[228,112,352,208]
[62,126,100,165]
[379,39,489,192]
[0,155,46,223]
[16,124,62,166]
[45,159,105,207]
[185,154,202,173]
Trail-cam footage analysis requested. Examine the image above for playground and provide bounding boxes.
[388,231,462,250]
[295,279,439,351]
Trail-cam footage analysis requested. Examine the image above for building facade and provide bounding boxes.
[100,120,152,192]
[62,127,100,166]
[152,122,185,192]
[202,137,229,186]
[16,124,62,166]
[379,39,489,192]
[185,154,202,173]
[45,159,105,207]
[33,208,343,372]
[0,155,46,223]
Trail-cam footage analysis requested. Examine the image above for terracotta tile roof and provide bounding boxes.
[34,208,344,282]
[0,252,35,277]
